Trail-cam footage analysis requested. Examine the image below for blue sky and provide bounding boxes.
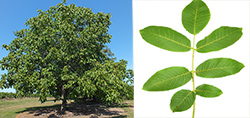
[0,0,133,92]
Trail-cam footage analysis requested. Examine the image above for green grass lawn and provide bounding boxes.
[0,98,133,118]
[122,100,134,118]
[0,97,61,118]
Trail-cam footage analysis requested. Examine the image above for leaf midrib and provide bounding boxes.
[196,89,222,97]
[197,29,239,50]
[150,33,191,49]
[148,71,191,89]
[196,89,218,94]
[173,91,193,111]
[193,1,199,34]
[196,66,239,73]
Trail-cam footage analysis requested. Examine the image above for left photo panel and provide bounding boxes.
[0,0,133,118]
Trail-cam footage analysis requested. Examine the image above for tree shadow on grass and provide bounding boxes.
[16,102,133,118]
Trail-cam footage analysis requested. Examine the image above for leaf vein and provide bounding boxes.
[196,66,237,73]
[174,91,193,111]
[197,30,239,50]
[150,33,191,49]
[150,71,191,89]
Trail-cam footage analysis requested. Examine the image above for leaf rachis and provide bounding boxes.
[140,0,244,117]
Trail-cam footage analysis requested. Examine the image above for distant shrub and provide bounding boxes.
[0,92,41,99]
[0,92,17,99]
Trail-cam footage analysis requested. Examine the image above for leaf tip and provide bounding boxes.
[142,83,151,91]
[219,90,223,95]
[170,106,177,112]
[239,62,245,70]
[139,29,144,35]
[142,86,148,91]
[242,63,245,68]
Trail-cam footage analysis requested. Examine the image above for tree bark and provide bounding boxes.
[60,85,67,114]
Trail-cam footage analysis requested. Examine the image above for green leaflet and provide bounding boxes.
[196,58,244,78]
[140,26,191,52]
[196,84,222,97]
[182,0,210,34]
[141,0,244,116]
[170,89,196,112]
[197,26,243,53]
[143,67,192,91]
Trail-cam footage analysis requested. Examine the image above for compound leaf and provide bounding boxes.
[182,0,210,34]
[197,26,243,53]
[143,67,192,91]
[170,89,196,112]
[196,58,244,78]
[140,26,191,52]
[196,84,223,97]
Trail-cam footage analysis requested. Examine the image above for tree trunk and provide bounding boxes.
[60,85,67,114]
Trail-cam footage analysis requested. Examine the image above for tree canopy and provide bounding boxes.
[0,3,133,110]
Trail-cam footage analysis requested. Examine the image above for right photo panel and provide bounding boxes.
[133,0,250,117]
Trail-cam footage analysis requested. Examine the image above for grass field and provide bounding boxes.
[0,98,133,118]
[0,98,61,118]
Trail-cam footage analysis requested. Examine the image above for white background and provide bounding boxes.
[133,0,250,118]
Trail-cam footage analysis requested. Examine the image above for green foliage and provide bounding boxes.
[143,67,192,91]
[125,85,134,100]
[0,92,40,99]
[197,26,243,53]
[0,3,132,106]
[124,69,134,100]
[170,90,196,112]
[62,0,67,3]
[196,58,244,78]
[0,92,17,99]
[140,26,191,52]
[140,0,244,117]
[182,0,210,34]
[196,84,222,97]
[76,60,131,104]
